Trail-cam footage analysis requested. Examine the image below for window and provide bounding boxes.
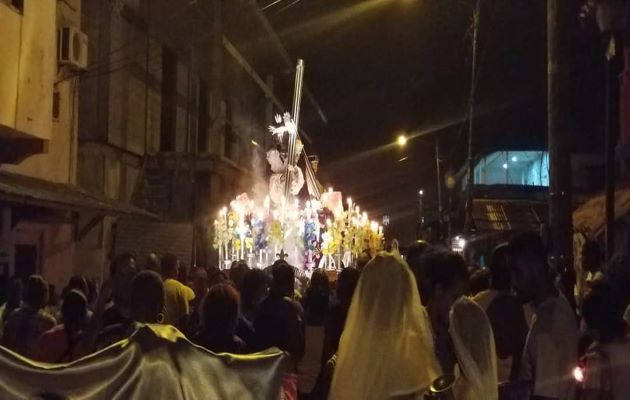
[160,47,177,152]
[224,103,237,160]
[197,80,209,152]
[52,91,60,120]
[473,151,549,187]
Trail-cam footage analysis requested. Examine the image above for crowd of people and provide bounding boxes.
[0,230,628,399]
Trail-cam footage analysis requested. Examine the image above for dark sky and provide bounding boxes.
[259,0,604,242]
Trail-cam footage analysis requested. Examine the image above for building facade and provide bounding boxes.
[0,0,155,288]
[77,0,320,271]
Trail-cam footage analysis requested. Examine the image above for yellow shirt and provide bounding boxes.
[163,278,195,327]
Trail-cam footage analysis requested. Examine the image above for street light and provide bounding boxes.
[397,134,408,147]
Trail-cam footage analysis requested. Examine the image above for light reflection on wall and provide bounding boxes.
[474,151,549,187]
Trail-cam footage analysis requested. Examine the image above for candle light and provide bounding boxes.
[264,196,270,217]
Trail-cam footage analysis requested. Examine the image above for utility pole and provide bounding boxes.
[465,0,480,233]
[435,137,443,237]
[595,2,626,261]
[547,0,574,297]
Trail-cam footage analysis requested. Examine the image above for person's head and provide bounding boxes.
[356,251,371,271]
[309,269,330,294]
[330,252,438,400]
[507,232,550,303]
[6,278,23,308]
[130,271,164,323]
[160,253,179,279]
[352,253,419,331]
[606,254,630,304]
[304,269,330,323]
[271,261,295,298]
[448,297,496,398]
[201,283,240,336]
[488,243,510,291]
[110,253,136,277]
[145,253,160,273]
[110,253,138,306]
[190,267,209,300]
[67,275,88,298]
[582,280,626,343]
[581,240,602,274]
[24,275,49,309]
[177,262,189,283]
[417,250,469,326]
[336,267,360,305]
[406,240,430,266]
[207,266,228,287]
[61,289,87,332]
[469,268,491,296]
[229,261,249,292]
[240,268,270,314]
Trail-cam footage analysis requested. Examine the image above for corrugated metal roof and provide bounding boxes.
[0,171,158,219]
[472,198,547,232]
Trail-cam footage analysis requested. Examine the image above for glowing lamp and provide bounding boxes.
[397,135,407,147]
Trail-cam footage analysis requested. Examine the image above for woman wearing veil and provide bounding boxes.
[329,252,440,400]
[449,297,498,400]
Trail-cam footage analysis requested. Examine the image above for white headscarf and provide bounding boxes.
[449,297,498,400]
[329,252,440,400]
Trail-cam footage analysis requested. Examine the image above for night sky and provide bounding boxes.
[260,0,605,242]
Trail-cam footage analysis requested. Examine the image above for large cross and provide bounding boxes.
[284,59,305,199]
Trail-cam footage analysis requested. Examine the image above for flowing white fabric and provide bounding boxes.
[329,252,440,400]
[449,297,498,400]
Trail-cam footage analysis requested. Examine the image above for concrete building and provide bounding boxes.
[77,0,325,271]
[0,0,153,288]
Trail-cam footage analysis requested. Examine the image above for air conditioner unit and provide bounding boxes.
[58,26,88,70]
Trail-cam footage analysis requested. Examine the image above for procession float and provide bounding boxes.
[212,60,384,274]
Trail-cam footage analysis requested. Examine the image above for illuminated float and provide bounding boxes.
[212,61,383,273]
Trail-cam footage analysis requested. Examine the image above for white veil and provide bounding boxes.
[329,252,440,400]
[449,297,498,400]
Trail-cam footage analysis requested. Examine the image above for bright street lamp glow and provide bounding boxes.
[397,135,408,146]
[419,189,424,196]
[502,163,508,169]
[511,155,518,162]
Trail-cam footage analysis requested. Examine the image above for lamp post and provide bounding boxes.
[417,189,425,240]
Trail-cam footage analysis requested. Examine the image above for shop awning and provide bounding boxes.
[573,187,630,238]
[0,171,158,219]
[472,198,547,232]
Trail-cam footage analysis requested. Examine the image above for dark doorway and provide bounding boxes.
[14,245,37,280]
